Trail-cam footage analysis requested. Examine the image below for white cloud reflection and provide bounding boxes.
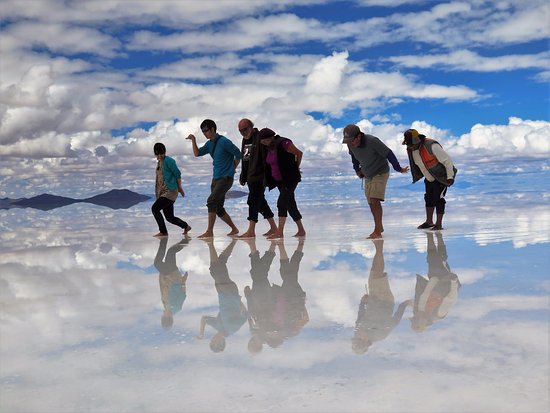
[1,192,548,412]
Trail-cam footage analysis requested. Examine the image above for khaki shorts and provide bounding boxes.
[368,272,395,303]
[364,172,389,203]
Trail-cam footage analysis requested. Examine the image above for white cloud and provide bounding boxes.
[480,3,549,44]
[305,51,349,95]
[454,117,550,158]
[0,0,548,197]
[388,50,550,72]
[2,21,119,57]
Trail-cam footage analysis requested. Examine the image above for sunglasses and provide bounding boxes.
[201,127,212,133]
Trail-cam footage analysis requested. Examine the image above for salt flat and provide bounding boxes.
[1,160,548,413]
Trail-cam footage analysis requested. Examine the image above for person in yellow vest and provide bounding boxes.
[402,129,457,231]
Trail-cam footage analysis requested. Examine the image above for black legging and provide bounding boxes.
[152,196,188,234]
[276,182,302,221]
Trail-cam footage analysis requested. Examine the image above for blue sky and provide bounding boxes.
[0,0,548,197]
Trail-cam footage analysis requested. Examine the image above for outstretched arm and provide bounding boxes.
[392,300,413,326]
[186,134,200,157]
[386,150,409,173]
[196,315,216,339]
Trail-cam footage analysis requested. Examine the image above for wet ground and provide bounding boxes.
[1,161,549,413]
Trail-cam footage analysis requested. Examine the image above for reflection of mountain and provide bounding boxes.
[82,189,151,209]
[2,189,151,211]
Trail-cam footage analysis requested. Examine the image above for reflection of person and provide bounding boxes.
[154,237,190,330]
[186,119,241,239]
[242,239,277,353]
[259,128,306,239]
[402,128,457,231]
[152,142,191,238]
[196,239,247,352]
[410,232,460,332]
[237,119,278,238]
[342,124,409,239]
[270,239,309,346]
[244,239,308,352]
[352,240,411,354]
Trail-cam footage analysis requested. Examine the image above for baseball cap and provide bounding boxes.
[402,128,420,146]
[342,124,360,143]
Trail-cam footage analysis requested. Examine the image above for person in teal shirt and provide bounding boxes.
[187,119,242,238]
[152,142,191,237]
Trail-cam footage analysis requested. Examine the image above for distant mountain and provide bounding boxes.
[12,194,79,211]
[2,189,151,211]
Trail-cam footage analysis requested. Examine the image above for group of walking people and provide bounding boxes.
[151,119,456,239]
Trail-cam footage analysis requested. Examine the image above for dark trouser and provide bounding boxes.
[154,237,189,274]
[247,181,274,222]
[152,197,188,234]
[207,176,233,217]
[276,182,302,221]
[424,179,447,215]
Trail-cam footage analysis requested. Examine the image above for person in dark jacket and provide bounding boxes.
[237,118,278,238]
[402,128,457,231]
[259,128,306,239]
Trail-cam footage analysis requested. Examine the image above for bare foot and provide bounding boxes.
[367,232,383,239]
[227,228,239,237]
[183,225,192,235]
[153,232,168,238]
[267,232,284,239]
[198,231,214,239]
[238,232,255,239]
[293,231,306,237]
[263,229,276,237]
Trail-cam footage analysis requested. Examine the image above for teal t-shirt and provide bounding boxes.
[198,135,242,179]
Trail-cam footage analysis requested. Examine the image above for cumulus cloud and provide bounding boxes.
[0,0,547,197]
[454,117,550,158]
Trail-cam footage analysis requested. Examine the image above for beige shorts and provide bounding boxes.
[368,272,395,303]
[364,172,389,203]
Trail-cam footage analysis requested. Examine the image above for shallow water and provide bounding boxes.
[1,161,549,413]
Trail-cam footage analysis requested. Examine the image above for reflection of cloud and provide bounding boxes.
[454,295,548,320]
[1,208,548,412]
[469,205,550,248]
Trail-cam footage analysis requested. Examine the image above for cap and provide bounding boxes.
[342,124,360,143]
[402,128,420,146]
[258,128,276,140]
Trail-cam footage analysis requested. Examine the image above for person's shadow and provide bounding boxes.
[410,232,461,332]
[154,236,190,331]
[196,239,248,353]
[244,238,308,353]
[352,239,412,355]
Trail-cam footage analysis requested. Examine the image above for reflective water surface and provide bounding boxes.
[1,165,549,413]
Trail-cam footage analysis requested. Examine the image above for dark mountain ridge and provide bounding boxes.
[2,189,151,211]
